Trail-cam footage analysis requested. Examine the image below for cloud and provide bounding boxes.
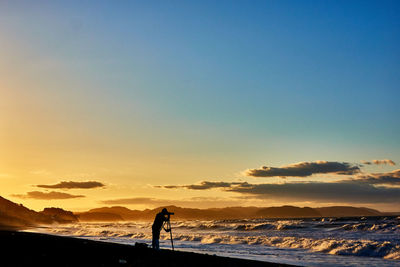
[361,161,372,165]
[224,182,400,203]
[245,161,360,177]
[12,191,85,200]
[347,169,400,185]
[361,159,396,166]
[36,181,105,189]
[157,181,245,190]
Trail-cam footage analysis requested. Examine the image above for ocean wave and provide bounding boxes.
[166,234,400,260]
[339,222,400,233]
[172,220,309,231]
[38,219,400,261]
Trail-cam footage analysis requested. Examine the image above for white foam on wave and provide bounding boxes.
[43,223,400,260]
[340,222,400,233]
[165,233,400,259]
[171,218,400,233]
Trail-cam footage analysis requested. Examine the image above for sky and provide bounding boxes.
[1,1,399,212]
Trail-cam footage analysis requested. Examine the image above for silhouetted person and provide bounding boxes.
[152,208,171,250]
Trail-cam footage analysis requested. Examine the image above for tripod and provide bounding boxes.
[163,219,174,250]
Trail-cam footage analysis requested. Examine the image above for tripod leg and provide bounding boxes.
[168,221,174,250]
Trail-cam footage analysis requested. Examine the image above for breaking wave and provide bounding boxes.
[339,222,400,233]
[167,234,400,260]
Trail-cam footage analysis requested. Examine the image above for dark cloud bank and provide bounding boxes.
[12,191,85,200]
[160,168,400,204]
[36,181,105,189]
[161,180,400,204]
[246,161,360,177]
[226,182,400,203]
[348,169,400,185]
[159,181,243,190]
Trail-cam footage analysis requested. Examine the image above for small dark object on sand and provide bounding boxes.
[135,242,148,248]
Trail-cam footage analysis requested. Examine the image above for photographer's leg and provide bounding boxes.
[152,230,160,250]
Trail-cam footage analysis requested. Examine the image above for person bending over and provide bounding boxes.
[152,208,171,250]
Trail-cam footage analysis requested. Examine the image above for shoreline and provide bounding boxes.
[1,230,298,267]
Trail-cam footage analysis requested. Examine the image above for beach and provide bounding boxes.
[0,230,295,267]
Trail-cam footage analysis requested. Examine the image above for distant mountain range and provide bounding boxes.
[0,195,388,228]
[76,205,383,221]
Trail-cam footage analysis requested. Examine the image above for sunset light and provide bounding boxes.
[1,1,399,266]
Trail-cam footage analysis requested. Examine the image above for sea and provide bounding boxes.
[29,216,400,267]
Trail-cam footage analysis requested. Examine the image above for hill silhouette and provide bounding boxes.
[256,206,321,218]
[315,206,382,217]
[0,196,78,228]
[41,208,79,223]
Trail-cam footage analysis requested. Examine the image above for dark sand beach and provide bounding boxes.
[0,230,297,267]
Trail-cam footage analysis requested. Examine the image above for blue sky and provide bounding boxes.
[1,1,399,210]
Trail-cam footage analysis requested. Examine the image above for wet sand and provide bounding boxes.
[0,230,297,267]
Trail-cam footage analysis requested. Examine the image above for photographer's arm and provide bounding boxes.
[162,217,171,232]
